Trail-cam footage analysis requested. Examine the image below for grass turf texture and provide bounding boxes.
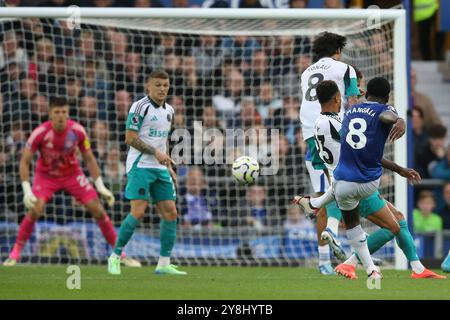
[0,266,448,300]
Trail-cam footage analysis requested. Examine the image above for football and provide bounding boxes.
[232,156,260,184]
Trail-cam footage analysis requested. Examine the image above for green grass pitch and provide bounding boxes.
[0,265,448,300]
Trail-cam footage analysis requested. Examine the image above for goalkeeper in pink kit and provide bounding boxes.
[3,97,140,267]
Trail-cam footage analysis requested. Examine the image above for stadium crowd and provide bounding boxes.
[0,0,448,240]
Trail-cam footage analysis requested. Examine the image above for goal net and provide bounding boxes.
[0,8,407,268]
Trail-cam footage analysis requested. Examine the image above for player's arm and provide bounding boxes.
[125,130,175,166]
[379,106,406,142]
[20,148,38,210]
[381,158,421,185]
[345,65,359,107]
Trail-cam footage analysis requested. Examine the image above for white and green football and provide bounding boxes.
[232,156,260,184]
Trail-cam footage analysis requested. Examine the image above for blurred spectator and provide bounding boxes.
[254,80,282,122]
[412,107,428,171]
[289,0,308,8]
[222,36,261,66]
[430,145,450,181]
[146,33,178,71]
[76,30,108,79]
[133,0,164,7]
[191,35,224,77]
[213,68,244,123]
[202,0,230,7]
[83,59,111,116]
[271,36,298,76]
[167,95,186,129]
[413,0,444,60]
[104,142,126,193]
[283,204,314,232]
[1,61,22,98]
[242,184,270,230]
[30,94,49,125]
[93,0,115,7]
[244,49,272,95]
[237,96,262,130]
[323,0,343,8]
[118,51,145,98]
[411,68,441,130]
[413,190,443,233]
[108,90,131,149]
[180,166,218,229]
[39,56,67,95]
[201,105,223,130]
[239,0,264,8]
[106,29,128,84]
[415,124,447,179]
[280,54,311,98]
[79,95,97,127]
[65,75,84,110]
[437,182,450,230]
[173,0,189,7]
[29,37,55,81]
[90,120,110,165]
[0,30,28,72]
[271,96,301,145]
[53,19,77,57]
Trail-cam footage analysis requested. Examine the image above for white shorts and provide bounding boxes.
[333,179,380,211]
[305,160,329,194]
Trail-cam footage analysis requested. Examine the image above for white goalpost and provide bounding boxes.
[0,7,408,269]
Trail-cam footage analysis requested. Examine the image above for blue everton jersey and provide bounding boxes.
[334,102,397,182]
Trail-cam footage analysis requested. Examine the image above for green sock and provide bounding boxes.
[160,219,177,257]
[395,220,419,261]
[367,227,395,254]
[113,214,139,256]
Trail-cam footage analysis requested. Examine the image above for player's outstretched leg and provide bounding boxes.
[154,200,186,275]
[108,212,140,275]
[442,250,450,273]
[321,201,346,262]
[85,199,142,268]
[3,199,45,266]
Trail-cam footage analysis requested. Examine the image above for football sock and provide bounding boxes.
[10,215,36,260]
[113,214,138,256]
[326,217,340,236]
[310,187,334,209]
[97,214,117,248]
[346,225,377,275]
[395,220,424,273]
[160,219,177,259]
[318,245,330,265]
[344,254,359,267]
[367,228,395,254]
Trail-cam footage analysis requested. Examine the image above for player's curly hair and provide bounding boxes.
[312,32,347,60]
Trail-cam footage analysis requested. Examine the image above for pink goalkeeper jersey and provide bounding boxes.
[26,120,91,177]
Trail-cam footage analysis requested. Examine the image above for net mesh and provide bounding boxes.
[0,14,397,266]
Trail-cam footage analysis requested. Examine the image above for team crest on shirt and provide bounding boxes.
[167,114,172,122]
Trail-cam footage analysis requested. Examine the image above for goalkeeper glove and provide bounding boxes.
[94,177,115,207]
[22,181,37,210]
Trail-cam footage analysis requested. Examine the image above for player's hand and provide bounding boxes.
[388,118,406,142]
[94,177,115,207]
[168,166,177,184]
[398,167,422,185]
[22,181,37,210]
[155,149,175,167]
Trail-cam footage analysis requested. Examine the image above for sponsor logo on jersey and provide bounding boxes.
[148,128,169,137]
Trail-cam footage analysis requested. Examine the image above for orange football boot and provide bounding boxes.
[335,263,358,280]
[411,268,447,279]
